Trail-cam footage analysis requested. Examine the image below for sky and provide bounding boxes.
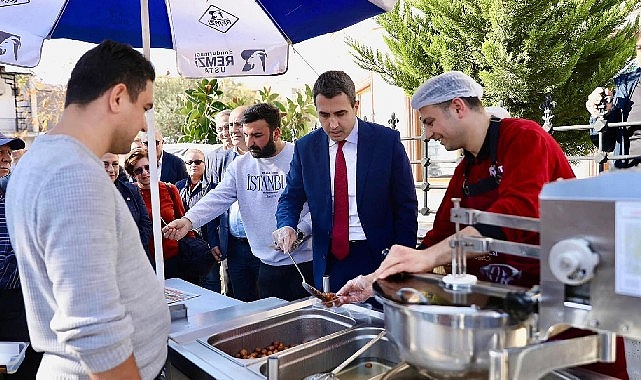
[7,18,385,94]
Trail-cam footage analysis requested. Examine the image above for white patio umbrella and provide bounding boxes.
[0,0,398,282]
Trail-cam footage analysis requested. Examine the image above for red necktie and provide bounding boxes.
[331,140,349,260]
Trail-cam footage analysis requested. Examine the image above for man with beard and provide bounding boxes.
[202,106,261,301]
[163,103,313,301]
[5,40,169,379]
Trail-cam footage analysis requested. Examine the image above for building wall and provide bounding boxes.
[0,67,35,141]
[0,72,17,134]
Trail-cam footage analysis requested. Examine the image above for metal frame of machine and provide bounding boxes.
[443,171,641,379]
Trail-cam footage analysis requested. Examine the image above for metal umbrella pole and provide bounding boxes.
[140,0,165,284]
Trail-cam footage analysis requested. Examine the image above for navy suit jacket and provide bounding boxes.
[160,151,188,184]
[114,179,152,257]
[276,119,418,287]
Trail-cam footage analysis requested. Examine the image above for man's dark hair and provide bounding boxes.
[313,70,356,107]
[436,97,483,111]
[240,103,281,132]
[65,40,155,107]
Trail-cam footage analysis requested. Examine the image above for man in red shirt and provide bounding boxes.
[337,71,632,379]
[338,70,575,293]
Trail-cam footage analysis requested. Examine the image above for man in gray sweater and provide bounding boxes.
[163,103,313,301]
[6,40,170,379]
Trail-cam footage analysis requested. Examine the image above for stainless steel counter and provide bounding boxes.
[165,279,385,380]
[166,278,285,379]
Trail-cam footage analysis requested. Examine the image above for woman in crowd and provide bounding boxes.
[101,152,152,256]
[176,149,221,292]
[125,148,194,282]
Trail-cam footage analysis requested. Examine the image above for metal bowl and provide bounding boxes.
[373,274,537,376]
[377,295,534,376]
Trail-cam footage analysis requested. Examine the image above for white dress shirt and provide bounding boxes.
[328,119,366,240]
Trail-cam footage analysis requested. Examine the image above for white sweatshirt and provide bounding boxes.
[186,142,313,266]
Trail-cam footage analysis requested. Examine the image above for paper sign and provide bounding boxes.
[615,201,641,297]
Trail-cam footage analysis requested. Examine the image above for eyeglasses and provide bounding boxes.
[228,122,243,128]
[143,140,161,146]
[185,159,204,166]
[133,165,150,176]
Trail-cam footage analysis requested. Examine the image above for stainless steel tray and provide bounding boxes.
[252,327,399,380]
[200,307,356,366]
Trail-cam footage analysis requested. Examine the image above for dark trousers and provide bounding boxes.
[326,240,383,293]
[162,255,197,285]
[0,288,43,379]
[258,261,314,301]
[227,236,261,302]
[199,261,222,293]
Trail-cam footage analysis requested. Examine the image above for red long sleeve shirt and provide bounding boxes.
[140,183,185,260]
[423,118,575,287]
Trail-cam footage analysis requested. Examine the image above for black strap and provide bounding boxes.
[462,117,503,197]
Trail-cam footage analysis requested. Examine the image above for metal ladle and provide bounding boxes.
[303,330,386,380]
[282,250,335,302]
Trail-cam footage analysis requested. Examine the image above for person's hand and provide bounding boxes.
[375,244,436,280]
[162,217,192,240]
[272,226,297,253]
[211,246,223,262]
[335,274,375,305]
[586,87,613,118]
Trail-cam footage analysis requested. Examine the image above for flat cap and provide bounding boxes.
[411,71,483,110]
[0,132,25,150]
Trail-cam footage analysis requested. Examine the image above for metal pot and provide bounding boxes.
[374,274,537,377]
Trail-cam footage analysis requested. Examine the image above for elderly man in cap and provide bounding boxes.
[0,132,24,176]
[337,71,575,301]
[0,133,43,378]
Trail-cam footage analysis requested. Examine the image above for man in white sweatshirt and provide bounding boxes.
[163,103,313,301]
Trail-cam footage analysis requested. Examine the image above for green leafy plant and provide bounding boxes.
[179,78,229,144]
[258,85,317,141]
[153,76,200,142]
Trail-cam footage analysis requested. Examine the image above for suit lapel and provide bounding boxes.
[313,131,332,205]
[356,120,375,207]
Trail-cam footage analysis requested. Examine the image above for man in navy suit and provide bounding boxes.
[275,70,418,292]
[142,129,188,184]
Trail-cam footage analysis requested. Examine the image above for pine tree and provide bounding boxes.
[348,0,638,155]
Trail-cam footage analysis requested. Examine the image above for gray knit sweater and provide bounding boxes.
[6,135,170,379]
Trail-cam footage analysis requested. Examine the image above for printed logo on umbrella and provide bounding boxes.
[199,5,238,33]
[0,31,21,63]
[241,49,266,72]
[0,0,30,8]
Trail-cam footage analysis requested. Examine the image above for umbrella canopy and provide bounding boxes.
[1,0,396,76]
[0,0,397,283]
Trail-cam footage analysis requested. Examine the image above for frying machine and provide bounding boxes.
[373,171,641,379]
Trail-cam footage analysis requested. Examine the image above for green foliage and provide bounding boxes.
[257,85,318,141]
[172,78,316,143]
[153,76,199,142]
[179,78,229,144]
[348,0,639,156]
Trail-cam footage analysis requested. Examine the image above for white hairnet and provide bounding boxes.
[411,71,483,110]
[485,106,511,119]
